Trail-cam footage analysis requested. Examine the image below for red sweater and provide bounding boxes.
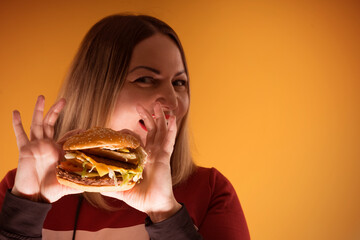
[0,167,250,239]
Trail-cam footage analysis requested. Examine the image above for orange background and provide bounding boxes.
[1,0,359,239]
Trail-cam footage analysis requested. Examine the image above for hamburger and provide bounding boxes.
[56,127,147,192]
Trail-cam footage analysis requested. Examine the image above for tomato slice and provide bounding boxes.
[60,159,84,172]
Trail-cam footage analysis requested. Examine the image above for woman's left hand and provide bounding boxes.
[101,102,181,222]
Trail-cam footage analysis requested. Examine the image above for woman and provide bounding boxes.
[0,14,250,239]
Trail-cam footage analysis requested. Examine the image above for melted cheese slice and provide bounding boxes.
[75,151,139,177]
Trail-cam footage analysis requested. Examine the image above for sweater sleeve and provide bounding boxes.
[0,190,52,240]
[198,168,250,240]
[145,203,203,240]
[0,170,52,239]
[0,169,16,210]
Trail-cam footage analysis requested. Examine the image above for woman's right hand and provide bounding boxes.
[11,95,83,203]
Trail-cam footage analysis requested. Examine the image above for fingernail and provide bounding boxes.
[136,104,142,112]
[169,115,176,129]
[12,110,21,123]
[12,110,19,118]
[136,105,146,118]
[155,102,162,109]
[59,98,66,105]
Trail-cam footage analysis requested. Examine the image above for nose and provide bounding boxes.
[155,82,178,111]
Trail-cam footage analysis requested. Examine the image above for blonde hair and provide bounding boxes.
[54,14,196,209]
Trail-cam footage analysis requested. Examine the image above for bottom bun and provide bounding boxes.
[56,176,136,192]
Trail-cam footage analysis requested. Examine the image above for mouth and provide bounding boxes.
[139,114,172,132]
[139,119,147,131]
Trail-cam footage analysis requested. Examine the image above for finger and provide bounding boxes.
[12,110,30,150]
[163,115,177,154]
[30,139,59,163]
[153,102,167,144]
[43,98,66,139]
[30,95,45,141]
[136,105,156,147]
[117,129,144,147]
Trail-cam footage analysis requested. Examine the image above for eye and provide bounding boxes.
[172,79,187,87]
[133,77,155,86]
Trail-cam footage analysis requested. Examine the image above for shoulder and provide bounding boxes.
[174,167,239,216]
[174,167,249,237]
[192,167,239,203]
[193,168,250,239]
[183,166,235,194]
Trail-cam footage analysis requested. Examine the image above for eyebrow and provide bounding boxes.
[129,65,186,76]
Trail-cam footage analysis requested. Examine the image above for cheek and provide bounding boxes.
[108,99,138,130]
[177,95,189,122]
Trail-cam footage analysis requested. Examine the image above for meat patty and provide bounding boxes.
[56,167,124,186]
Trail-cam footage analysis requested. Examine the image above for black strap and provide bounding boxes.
[72,194,84,240]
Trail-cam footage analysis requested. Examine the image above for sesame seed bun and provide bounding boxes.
[63,127,140,150]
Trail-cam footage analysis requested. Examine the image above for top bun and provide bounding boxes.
[63,127,140,150]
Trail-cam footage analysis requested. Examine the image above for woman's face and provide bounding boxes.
[108,34,189,144]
